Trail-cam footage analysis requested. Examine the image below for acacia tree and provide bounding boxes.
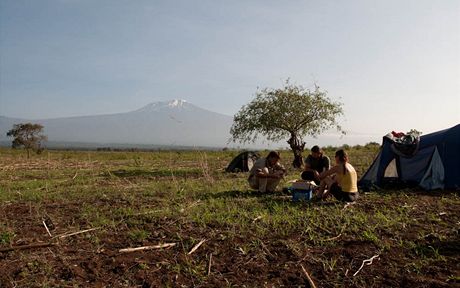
[7,123,47,158]
[230,81,344,168]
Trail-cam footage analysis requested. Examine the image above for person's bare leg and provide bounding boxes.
[257,167,270,193]
[316,176,335,199]
[321,177,336,199]
[316,179,328,198]
[266,177,281,193]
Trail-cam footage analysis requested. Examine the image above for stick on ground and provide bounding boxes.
[42,220,52,237]
[252,216,263,223]
[325,233,342,241]
[353,254,380,277]
[55,227,101,239]
[188,239,207,255]
[301,264,317,288]
[208,253,212,275]
[119,243,176,253]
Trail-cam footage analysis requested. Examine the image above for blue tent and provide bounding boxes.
[359,124,460,190]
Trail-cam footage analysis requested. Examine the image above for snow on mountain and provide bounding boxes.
[168,99,187,107]
[133,99,193,113]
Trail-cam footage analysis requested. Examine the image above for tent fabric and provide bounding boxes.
[419,147,445,190]
[225,151,260,173]
[359,124,460,190]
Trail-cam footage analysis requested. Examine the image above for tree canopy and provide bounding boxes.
[230,80,344,167]
[7,123,47,158]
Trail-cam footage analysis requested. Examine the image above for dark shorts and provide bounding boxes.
[330,183,359,202]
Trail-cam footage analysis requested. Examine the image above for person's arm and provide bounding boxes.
[319,165,340,179]
[256,169,281,179]
[323,156,331,172]
[274,163,286,173]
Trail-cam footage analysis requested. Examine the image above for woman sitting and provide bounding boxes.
[316,149,359,202]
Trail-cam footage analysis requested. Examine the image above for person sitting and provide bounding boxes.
[316,149,359,202]
[248,151,286,193]
[301,145,330,184]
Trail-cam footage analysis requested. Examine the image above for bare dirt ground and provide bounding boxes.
[1,192,459,288]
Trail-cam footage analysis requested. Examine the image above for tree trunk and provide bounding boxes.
[287,133,305,168]
[26,148,30,159]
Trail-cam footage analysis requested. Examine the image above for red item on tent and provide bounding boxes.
[391,131,405,138]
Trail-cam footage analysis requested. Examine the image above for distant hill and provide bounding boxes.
[0,100,235,148]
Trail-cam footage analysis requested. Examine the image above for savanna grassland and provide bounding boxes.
[0,146,459,288]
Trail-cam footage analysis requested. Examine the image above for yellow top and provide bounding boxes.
[335,163,358,193]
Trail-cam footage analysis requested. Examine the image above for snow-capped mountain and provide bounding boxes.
[134,99,193,112]
[0,100,235,148]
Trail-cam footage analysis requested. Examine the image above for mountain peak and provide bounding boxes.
[134,99,192,113]
[168,99,187,107]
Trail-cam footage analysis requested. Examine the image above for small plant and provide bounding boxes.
[362,230,379,244]
[0,230,15,245]
[128,229,151,242]
[322,257,338,272]
[413,244,445,261]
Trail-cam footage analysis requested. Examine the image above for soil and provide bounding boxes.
[1,192,459,288]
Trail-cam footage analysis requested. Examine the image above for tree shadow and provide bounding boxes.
[200,189,275,200]
[200,189,342,207]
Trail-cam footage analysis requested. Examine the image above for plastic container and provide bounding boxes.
[291,188,313,202]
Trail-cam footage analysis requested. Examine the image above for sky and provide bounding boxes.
[1,0,459,145]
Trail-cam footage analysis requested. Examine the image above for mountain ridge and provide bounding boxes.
[0,100,236,148]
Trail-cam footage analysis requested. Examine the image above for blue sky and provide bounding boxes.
[1,0,459,145]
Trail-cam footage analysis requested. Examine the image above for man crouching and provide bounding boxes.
[248,151,286,193]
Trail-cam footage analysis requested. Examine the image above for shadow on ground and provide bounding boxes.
[200,189,290,200]
[199,190,342,208]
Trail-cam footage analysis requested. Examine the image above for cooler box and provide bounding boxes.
[289,180,316,202]
[291,188,313,202]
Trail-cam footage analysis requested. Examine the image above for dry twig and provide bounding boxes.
[187,239,207,255]
[310,222,332,235]
[208,253,212,275]
[353,254,380,277]
[54,227,101,239]
[259,240,274,257]
[119,242,176,253]
[180,200,201,213]
[42,220,52,237]
[325,233,342,241]
[300,264,317,288]
[252,216,263,223]
[131,210,162,216]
